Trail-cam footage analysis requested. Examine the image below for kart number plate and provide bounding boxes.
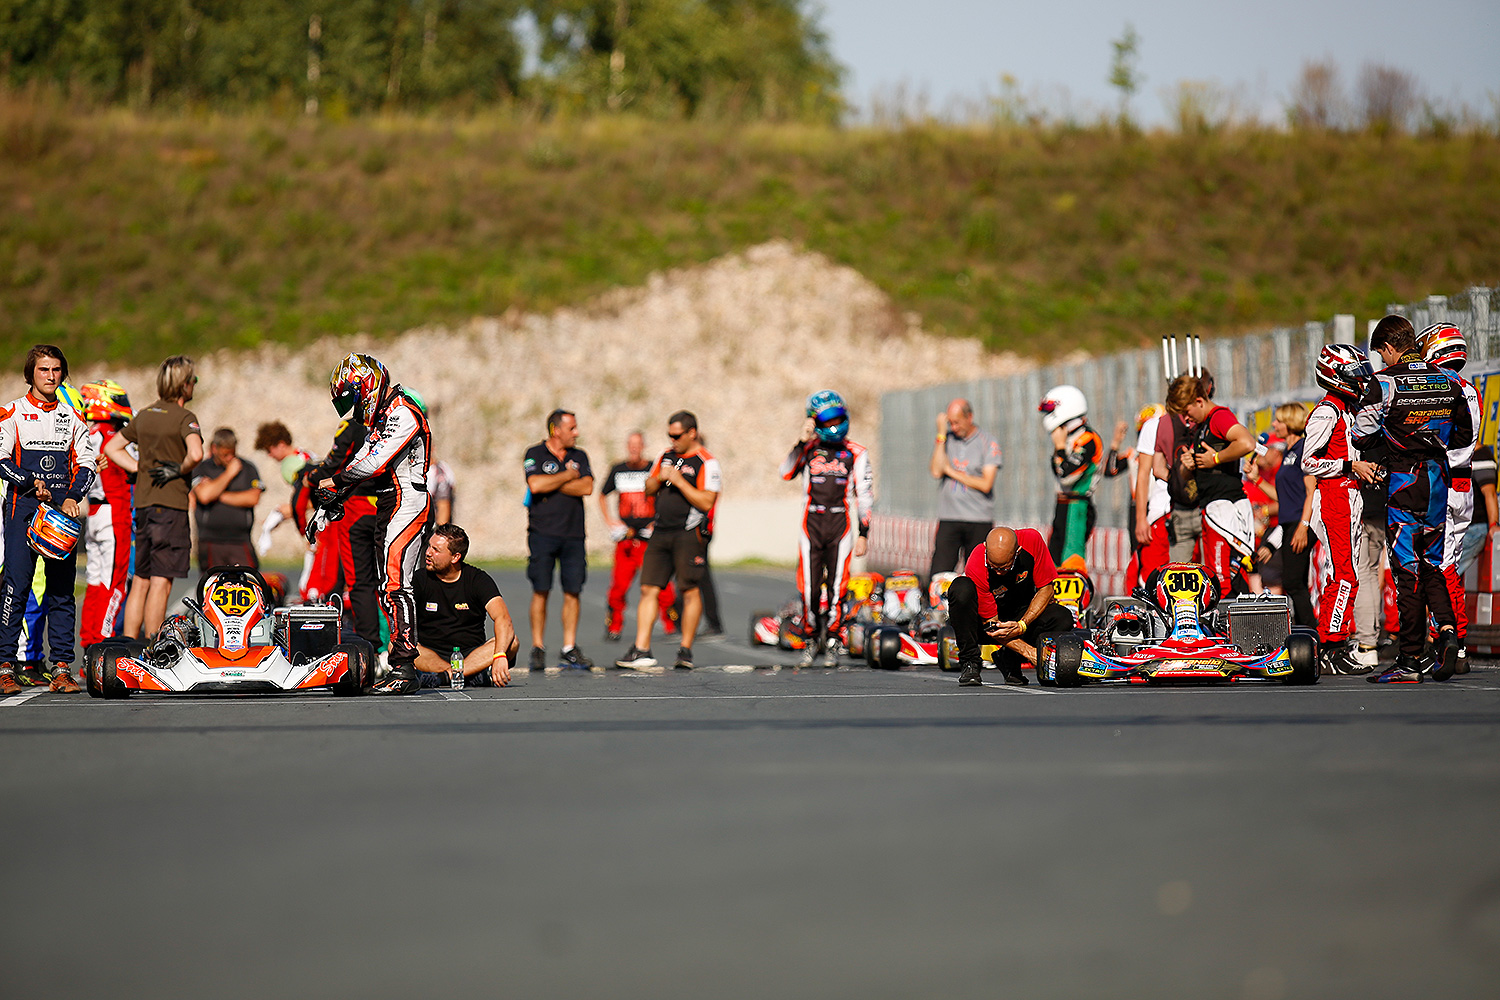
[1052,576,1086,602]
[1162,568,1207,601]
[211,584,257,616]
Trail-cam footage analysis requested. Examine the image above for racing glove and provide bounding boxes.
[310,481,344,510]
[149,461,183,487]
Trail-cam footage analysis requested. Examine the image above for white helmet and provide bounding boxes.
[1039,385,1087,432]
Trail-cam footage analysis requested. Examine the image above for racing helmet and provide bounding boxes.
[1135,402,1165,431]
[1314,343,1373,401]
[329,353,390,426]
[27,505,82,561]
[807,390,849,443]
[79,379,133,425]
[1417,323,1467,371]
[1038,385,1087,432]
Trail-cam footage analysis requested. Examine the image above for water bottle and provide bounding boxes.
[450,646,465,689]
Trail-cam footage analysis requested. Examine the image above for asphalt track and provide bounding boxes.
[3,566,1499,999]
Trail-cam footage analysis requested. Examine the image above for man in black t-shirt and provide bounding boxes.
[523,409,594,671]
[190,427,265,572]
[598,430,678,642]
[413,525,518,687]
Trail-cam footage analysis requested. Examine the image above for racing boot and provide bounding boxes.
[370,664,420,695]
[48,665,81,693]
[1319,639,1367,675]
[0,665,19,696]
[957,660,984,687]
[822,638,843,668]
[1429,630,1459,682]
[797,642,817,667]
[16,665,48,688]
[1367,655,1425,684]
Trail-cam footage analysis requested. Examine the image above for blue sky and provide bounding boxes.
[814,0,1500,125]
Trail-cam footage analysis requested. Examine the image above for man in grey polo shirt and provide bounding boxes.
[929,398,1002,579]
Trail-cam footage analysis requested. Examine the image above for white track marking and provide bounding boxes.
[436,691,472,701]
[0,692,46,708]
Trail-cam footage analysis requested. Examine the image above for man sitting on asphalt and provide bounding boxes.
[946,526,1074,687]
[412,524,518,688]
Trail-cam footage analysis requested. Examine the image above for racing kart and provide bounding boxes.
[83,566,373,698]
[749,571,885,658]
[1036,562,1319,687]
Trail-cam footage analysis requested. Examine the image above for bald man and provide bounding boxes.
[946,526,1074,686]
[930,398,1002,579]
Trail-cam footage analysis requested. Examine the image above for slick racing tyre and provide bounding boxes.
[332,641,372,695]
[1282,630,1320,686]
[1050,633,1086,688]
[937,626,958,672]
[85,640,145,699]
[100,649,133,699]
[872,627,903,671]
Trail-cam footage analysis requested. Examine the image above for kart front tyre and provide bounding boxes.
[100,650,132,699]
[873,627,902,671]
[332,642,369,695]
[1051,634,1086,688]
[1282,632,1320,685]
[937,626,958,672]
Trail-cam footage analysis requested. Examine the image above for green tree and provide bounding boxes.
[1108,22,1141,130]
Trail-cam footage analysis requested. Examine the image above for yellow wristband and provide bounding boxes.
[1212,450,1219,465]
[492,652,508,663]
[936,436,946,444]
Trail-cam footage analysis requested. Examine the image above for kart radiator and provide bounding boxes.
[272,605,342,662]
[1220,596,1292,656]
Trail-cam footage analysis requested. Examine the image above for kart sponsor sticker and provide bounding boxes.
[425,602,438,611]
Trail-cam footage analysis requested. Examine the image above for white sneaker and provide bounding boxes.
[822,640,843,667]
[1352,645,1379,669]
[797,645,816,667]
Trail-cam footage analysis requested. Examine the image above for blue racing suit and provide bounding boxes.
[1352,352,1473,657]
[0,392,96,665]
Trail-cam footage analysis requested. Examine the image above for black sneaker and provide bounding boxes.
[16,666,48,688]
[674,647,694,670]
[1002,670,1029,686]
[957,662,983,687]
[370,665,420,695]
[1430,632,1459,682]
[559,647,594,670]
[528,646,547,671]
[1320,640,1364,675]
[615,646,657,668]
[1368,656,1425,684]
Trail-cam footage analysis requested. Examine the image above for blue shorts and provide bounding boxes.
[527,533,587,595]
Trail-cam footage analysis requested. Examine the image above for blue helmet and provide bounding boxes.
[807,390,849,443]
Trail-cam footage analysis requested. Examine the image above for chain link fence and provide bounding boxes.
[874,285,1498,572]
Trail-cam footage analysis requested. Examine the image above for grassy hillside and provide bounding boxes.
[2,93,1497,366]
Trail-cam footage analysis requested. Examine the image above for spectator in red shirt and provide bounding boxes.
[947,526,1075,687]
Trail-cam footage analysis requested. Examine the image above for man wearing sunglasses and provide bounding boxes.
[617,411,720,670]
[947,526,1072,687]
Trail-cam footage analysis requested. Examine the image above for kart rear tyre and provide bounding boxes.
[100,650,133,699]
[748,610,776,646]
[84,639,146,698]
[332,641,370,695]
[937,626,958,672]
[1051,633,1086,688]
[873,627,902,671]
[1282,631,1320,686]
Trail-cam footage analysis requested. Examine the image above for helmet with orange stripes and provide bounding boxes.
[1417,323,1467,371]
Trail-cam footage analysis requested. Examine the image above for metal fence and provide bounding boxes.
[877,285,1500,544]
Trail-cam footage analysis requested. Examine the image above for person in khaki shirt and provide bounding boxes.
[103,355,203,638]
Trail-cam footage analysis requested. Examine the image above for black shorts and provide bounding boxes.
[199,539,258,572]
[527,533,587,594]
[641,528,708,591]
[134,506,191,580]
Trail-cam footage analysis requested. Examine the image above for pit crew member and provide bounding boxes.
[78,379,134,648]
[1180,377,1256,596]
[1419,323,1481,672]
[1040,385,1103,566]
[780,390,874,666]
[0,346,96,695]
[949,526,1073,687]
[616,411,721,671]
[311,353,433,695]
[1352,315,1472,683]
[412,524,517,688]
[598,430,676,643]
[523,409,594,670]
[929,398,1001,579]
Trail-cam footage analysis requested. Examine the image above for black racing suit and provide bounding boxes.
[1352,352,1473,657]
[780,437,874,640]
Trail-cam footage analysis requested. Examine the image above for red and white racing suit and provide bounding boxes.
[1442,372,1481,640]
[780,437,873,639]
[80,421,133,647]
[1302,394,1363,644]
[326,388,431,668]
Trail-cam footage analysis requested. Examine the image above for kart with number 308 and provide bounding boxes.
[81,566,373,698]
[1035,562,1319,687]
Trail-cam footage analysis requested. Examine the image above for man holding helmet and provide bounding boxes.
[1419,323,1481,672]
[1301,344,1380,674]
[309,353,432,695]
[780,390,874,666]
[1039,385,1103,566]
[0,346,96,695]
